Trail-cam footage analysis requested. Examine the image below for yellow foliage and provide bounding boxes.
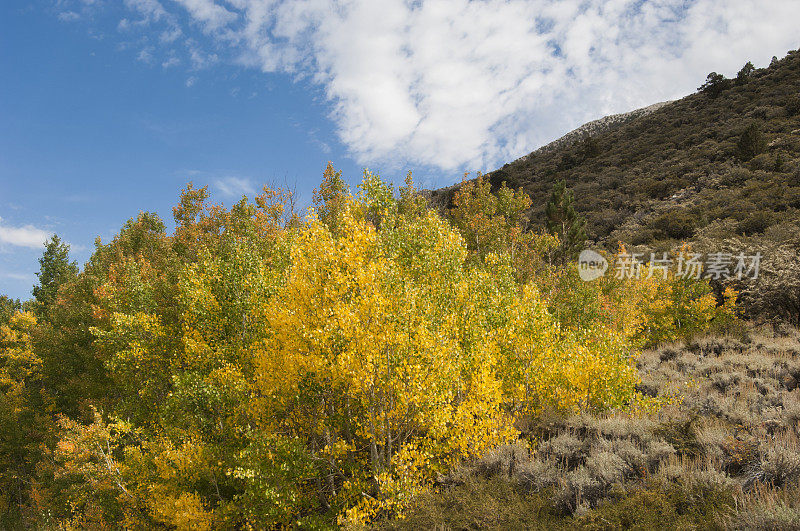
[40,166,740,529]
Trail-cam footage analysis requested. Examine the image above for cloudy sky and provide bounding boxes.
[1,0,799,300]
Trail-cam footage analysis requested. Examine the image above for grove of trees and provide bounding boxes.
[1,166,738,528]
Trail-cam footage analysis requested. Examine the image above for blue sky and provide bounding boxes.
[1,0,799,300]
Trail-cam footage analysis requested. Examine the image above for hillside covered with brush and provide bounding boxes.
[429,48,800,249]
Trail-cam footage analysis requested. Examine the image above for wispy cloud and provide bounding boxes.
[65,0,800,174]
[137,47,155,64]
[162,55,180,68]
[124,0,169,23]
[0,218,51,249]
[0,271,36,282]
[213,176,256,198]
[58,10,80,22]
[187,41,218,70]
[173,0,237,33]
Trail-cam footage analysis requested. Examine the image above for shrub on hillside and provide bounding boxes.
[651,210,697,240]
[737,123,768,161]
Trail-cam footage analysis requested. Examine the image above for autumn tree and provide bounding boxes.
[449,173,556,281]
[4,164,740,529]
[313,162,349,233]
[0,312,55,527]
[0,296,20,327]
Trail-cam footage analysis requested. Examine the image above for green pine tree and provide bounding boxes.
[545,180,587,261]
[736,61,755,84]
[698,72,730,98]
[32,235,78,315]
[736,123,767,161]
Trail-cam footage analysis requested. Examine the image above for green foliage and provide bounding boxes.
[449,172,556,281]
[0,296,20,327]
[581,135,602,158]
[574,479,734,530]
[234,433,332,528]
[545,180,587,261]
[32,235,78,316]
[786,95,800,116]
[736,61,755,84]
[698,72,731,98]
[651,210,696,240]
[313,161,349,232]
[736,122,767,161]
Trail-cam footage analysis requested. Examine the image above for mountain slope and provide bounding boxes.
[514,100,673,163]
[429,48,800,251]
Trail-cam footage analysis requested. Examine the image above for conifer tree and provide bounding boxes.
[32,235,78,315]
[545,180,587,261]
[736,61,755,84]
[698,72,730,98]
[736,122,767,161]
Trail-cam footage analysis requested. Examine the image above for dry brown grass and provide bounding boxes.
[386,324,800,529]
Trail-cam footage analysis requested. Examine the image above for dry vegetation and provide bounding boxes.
[382,324,800,530]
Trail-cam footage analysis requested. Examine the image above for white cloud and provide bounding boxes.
[188,43,219,69]
[58,10,80,21]
[124,0,169,23]
[0,218,52,249]
[137,47,155,64]
[107,0,800,174]
[214,176,256,197]
[160,26,183,43]
[173,0,238,33]
[162,56,180,68]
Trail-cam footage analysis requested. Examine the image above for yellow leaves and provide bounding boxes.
[69,166,749,529]
[0,311,42,397]
[448,355,518,460]
[340,442,434,526]
[148,490,213,531]
[247,173,657,525]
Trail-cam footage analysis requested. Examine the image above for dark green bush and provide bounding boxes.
[652,210,697,240]
[574,480,734,530]
[737,123,768,161]
[736,211,773,235]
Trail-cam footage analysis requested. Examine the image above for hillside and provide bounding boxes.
[429,49,800,250]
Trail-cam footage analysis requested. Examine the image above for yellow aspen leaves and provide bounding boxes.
[34,167,738,528]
